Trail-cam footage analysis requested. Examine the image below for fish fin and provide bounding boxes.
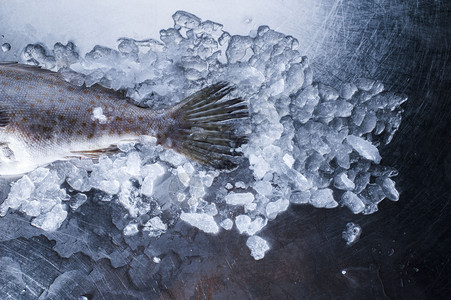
[0,61,58,75]
[68,145,121,159]
[0,110,10,127]
[158,82,249,169]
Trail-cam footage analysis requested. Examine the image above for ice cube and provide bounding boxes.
[28,167,50,183]
[31,204,67,232]
[290,190,311,204]
[0,175,35,216]
[141,163,166,196]
[69,193,87,210]
[143,216,168,237]
[176,165,190,187]
[225,192,255,206]
[283,153,295,168]
[379,178,399,201]
[97,180,120,194]
[334,172,355,190]
[340,82,358,99]
[342,222,362,246]
[341,191,365,214]
[265,198,289,219]
[180,212,219,234]
[253,180,273,196]
[126,152,141,177]
[92,107,107,124]
[235,215,267,236]
[226,35,254,64]
[355,78,375,91]
[153,257,161,264]
[310,188,338,208]
[346,135,382,163]
[220,218,233,230]
[318,83,339,101]
[246,235,270,260]
[123,223,139,236]
[172,11,201,29]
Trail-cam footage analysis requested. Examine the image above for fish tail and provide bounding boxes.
[158,82,249,169]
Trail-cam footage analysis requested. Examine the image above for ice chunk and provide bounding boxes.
[334,172,355,190]
[253,180,273,196]
[172,11,201,29]
[0,175,35,216]
[340,82,358,99]
[285,63,306,94]
[341,191,365,214]
[290,190,311,204]
[335,100,354,117]
[141,163,166,196]
[346,135,382,163]
[246,235,270,260]
[126,152,141,177]
[28,167,50,183]
[143,216,168,237]
[226,35,254,63]
[23,43,56,69]
[265,198,289,219]
[153,257,161,264]
[310,188,338,208]
[220,218,233,230]
[283,153,295,168]
[123,223,139,236]
[318,83,339,101]
[286,168,311,191]
[98,179,120,194]
[235,215,267,236]
[360,111,377,134]
[225,192,255,206]
[379,178,399,201]
[248,154,271,179]
[69,193,87,210]
[31,204,67,232]
[355,78,375,91]
[64,163,90,192]
[235,181,246,189]
[351,106,366,126]
[342,222,362,246]
[91,107,107,124]
[176,162,194,187]
[180,212,219,234]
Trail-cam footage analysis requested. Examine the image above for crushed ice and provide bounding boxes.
[0,11,407,259]
[342,222,362,246]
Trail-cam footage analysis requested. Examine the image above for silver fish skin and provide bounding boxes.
[0,63,248,176]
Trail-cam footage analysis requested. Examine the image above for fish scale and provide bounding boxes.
[0,63,248,176]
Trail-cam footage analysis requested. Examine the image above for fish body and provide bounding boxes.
[0,63,248,176]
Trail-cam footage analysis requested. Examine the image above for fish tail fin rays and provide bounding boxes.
[0,110,10,127]
[158,82,249,169]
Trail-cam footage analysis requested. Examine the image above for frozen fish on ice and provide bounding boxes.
[0,62,248,176]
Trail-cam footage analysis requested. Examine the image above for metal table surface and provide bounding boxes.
[0,1,449,299]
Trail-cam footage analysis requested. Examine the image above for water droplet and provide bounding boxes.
[1,43,11,52]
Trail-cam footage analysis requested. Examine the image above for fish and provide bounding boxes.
[0,62,248,176]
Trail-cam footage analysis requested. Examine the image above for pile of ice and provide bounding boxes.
[0,11,406,259]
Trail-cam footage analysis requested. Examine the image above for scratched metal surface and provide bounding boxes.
[0,1,449,299]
